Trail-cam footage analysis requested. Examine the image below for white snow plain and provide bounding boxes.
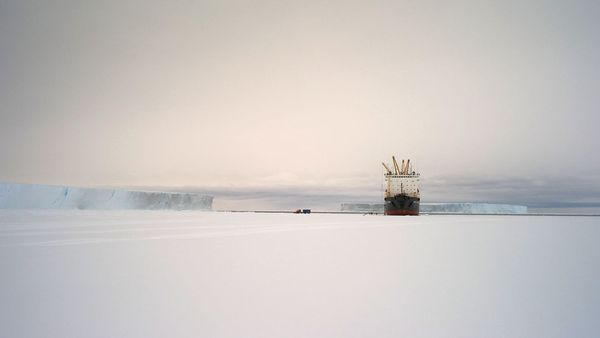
[1,210,599,338]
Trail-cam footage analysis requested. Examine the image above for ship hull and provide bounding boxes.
[384,194,420,216]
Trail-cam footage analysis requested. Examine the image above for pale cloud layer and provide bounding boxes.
[1,0,599,207]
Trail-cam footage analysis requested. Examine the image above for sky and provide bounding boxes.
[1,0,599,209]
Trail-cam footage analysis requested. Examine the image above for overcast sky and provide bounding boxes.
[1,0,599,207]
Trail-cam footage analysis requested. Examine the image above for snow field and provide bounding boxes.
[1,211,599,338]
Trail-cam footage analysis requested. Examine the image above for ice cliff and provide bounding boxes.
[341,202,527,214]
[422,203,527,214]
[340,203,384,212]
[0,183,213,210]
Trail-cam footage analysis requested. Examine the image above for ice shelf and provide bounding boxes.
[341,202,527,214]
[0,182,213,210]
[340,203,385,212]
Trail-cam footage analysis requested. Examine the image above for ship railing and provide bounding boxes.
[385,174,420,178]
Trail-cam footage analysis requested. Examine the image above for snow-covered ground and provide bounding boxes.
[1,210,599,338]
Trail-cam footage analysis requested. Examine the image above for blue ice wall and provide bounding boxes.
[0,183,213,210]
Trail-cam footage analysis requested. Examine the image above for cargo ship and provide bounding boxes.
[382,156,420,215]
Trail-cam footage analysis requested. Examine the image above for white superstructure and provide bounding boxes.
[382,157,420,198]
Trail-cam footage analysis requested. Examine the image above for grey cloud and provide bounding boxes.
[1,0,599,202]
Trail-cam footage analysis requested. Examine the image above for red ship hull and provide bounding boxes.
[384,209,419,216]
[384,194,420,216]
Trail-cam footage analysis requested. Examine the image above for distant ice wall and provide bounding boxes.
[0,183,213,210]
[341,202,527,214]
[340,203,384,212]
[421,203,527,214]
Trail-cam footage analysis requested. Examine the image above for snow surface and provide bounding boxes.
[0,183,213,210]
[1,210,599,338]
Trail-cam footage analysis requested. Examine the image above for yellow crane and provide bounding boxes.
[385,156,415,175]
[381,162,393,175]
[392,157,401,175]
